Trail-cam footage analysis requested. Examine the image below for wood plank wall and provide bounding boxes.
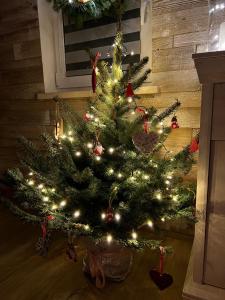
[0,0,208,178]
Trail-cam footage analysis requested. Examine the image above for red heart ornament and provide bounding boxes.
[150,269,173,290]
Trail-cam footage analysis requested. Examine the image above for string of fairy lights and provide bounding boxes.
[26,119,179,244]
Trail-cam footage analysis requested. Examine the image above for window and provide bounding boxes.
[38,0,152,92]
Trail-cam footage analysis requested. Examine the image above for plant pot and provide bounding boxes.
[83,240,133,288]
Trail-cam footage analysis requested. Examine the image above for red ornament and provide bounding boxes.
[83,112,93,122]
[106,207,114,222]
[126,83,134,98]
[93,143,104,156]
[171,116,179,129]
[47,215,55,221]
[189,138,199,153]
[91,52,101,93]
[150,246,173,290]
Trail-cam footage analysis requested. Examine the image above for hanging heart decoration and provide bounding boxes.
[132,131,159,153]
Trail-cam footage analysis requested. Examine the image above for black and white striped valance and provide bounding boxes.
[63,0,141,77]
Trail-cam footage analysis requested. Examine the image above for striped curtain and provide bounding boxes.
[63,0,141,77]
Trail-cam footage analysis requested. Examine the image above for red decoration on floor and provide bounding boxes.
[150,246,173,290]
[171,115,179,129]
[93,143,104,156]
[189,138,199,153]
[126,83,134,98]
[91,52,101,93]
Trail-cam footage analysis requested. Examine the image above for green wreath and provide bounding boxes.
[47,0,119,19]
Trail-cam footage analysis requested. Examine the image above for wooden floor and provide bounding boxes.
[0,204,193,300]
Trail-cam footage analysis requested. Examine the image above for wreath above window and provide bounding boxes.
[47,0,121,20]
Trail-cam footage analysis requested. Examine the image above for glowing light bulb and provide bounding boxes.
[108,147,115,154]
[95,156,101,161]
[221,3,225,9]
[68,130,73,136]
[161,217,165,222]
[28,180,34,186]
[132,231,137,240]
[68,137,74,142]
[60,200,66,207]
[131,51,134,56]
[165,180,170,185]
[38,184,44,189]
[29,172,33,176]
[41,188,47,193]
[127,97,133,103]
[61,135,67,139]
[108,168,114,175]
[143,175,150,180]
[69,0,73,3]
[117,173,123,179]
[167,175,173,180]
[130,176,135,181]
[115,213,121,222]
[101,213,106,220]
[147,220,153,228]
[160,122,164,126]
[107,234,113,244]
[94,117,99,122]
[158,129,163,134]
[87,142,93,149]
[84,224,90,231]
[131,110,136,115]
[51,188,56,193]
[156,193,162,200]
[75,151,82,157]
[172,195,178,202]
[170,158,175,162]
[43,196,49,202]
[216,4,220,9]
[114,79,118,83]
[74,210,80,218]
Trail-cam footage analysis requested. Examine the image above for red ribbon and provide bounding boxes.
[91,52,101,93]
[159,246,165,275]
[88,251,106,289]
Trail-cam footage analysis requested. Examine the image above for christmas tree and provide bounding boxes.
[1,32,197,250]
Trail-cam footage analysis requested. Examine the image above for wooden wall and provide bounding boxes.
[0,0,209,177]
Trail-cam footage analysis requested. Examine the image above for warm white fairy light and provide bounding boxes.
[51,188,56,193]
[106,234,113,244]
[170,158,175,162]
[131,51,134,56]
[172,195,178,202]
[117,173,123,179]
[61,134,67,139]
[84,224,90,231]
[108,168,114,175]
[160,122,164,126]
[167,175,173,180]
[143,175,150,180]
[38,184,44,189]
[68,0,73,3]
[127,97,133,103]
[28,180,34,186]
[41,188,47,193]
[74,210,80,218]
[52,204,58,210]
[161,217,166,222]
[131,231,138,240]
[165,180,170,185]
[60,200,67,207]
[68,130,73,136]
[147,220,153,228]
[43,196,49,202]
[101,212,106,220]
[29,172,33,176]
[131,110,136,115]
[130,176,135,181]
[115,213,121,222]
[68,137,74,142]
[95,156,101,161]
[114,79,118,83]
[87,142,93,149]
[75,151,82,157]
[158,129,163,134]
[94,117,99,122]
[108,147,115,154]
[156,193,162,200]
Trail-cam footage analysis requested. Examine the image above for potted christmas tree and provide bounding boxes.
[0,32,197,289]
